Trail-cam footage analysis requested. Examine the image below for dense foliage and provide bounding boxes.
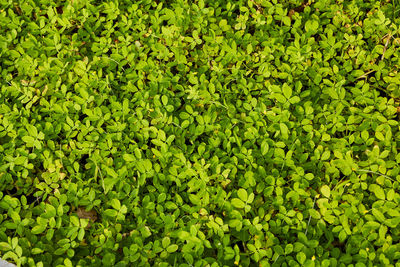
[1,0,400,266]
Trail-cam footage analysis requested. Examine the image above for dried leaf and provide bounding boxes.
[77,207,97,221]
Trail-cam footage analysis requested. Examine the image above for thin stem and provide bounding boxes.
[380,34,392,61]
[355,169,396,182]
[357,70,375,80]
[95,162,106,193]
[273,255,280,264]
[305,195,318,236]
[100,56,125,72]
[172,122,182,129]
[210,101,228,110]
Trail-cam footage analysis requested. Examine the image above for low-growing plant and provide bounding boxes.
[0,0,400,266]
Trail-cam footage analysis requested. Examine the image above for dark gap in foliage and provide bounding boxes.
[6,186,17,196]
[80,154,90,167]
[56,5,63,15]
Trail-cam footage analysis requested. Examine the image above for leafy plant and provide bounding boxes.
[0,0,400,266]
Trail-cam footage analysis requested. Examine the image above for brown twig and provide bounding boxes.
[250,0,262,11]
[381,34,392,61]
[357,70,376,79]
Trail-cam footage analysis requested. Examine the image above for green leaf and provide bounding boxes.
[297,252,306,264]
[9,211,20,223]
[157,193,167,203]
[373,186,386,200]
[320,185,331,198]
[231,198,245,209]
[361,130,369,141]
[181,120,190,128]
[338,230,347,242]
[177,231,190,240]
[375,131,385,141]
[320,151,331,161]
[282,16,291,27]
[237,189,248,202]
[288,96,301,104]
[189,194,201,205]
[273,93,287,103]
[282,84,292,99]
[384,217,400,228]
[280,123,289,140]
[285,244,293,255]
[14,156,26,165]
[31,224,47,235]
[43,204,56,218]
[387,189,395,201]
[31,248,44,254]
[104,209,118,218]
[161,95,168,105]
[334,159,352,176]
[165,202,177,210]
[273,245,284,255]
[123,154,135,162]
[78,87,89,100]
[151,139,164,146]
[0,242,12,251]
[372,208,385,222]
[305,20,319,32]
[105,166,118,178]
[261,140,269,156]
[70,216,80,227]
[104,178,117,194]
[363,221,381,230]
[166,244,178,253]
[162,237,170,248]
[22,136,35,146]
[110,199,121,210]
[74,61,86,76]
[309,209,321,219]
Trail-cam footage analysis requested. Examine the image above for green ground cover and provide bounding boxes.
[1,0,400,266]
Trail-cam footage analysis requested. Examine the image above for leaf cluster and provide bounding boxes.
[1,0,400,266]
